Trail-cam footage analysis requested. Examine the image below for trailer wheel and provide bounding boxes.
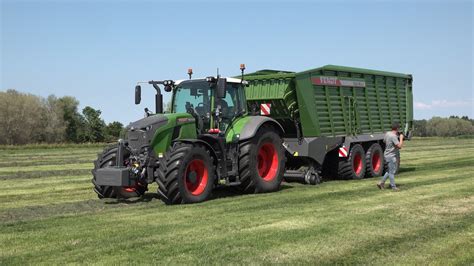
[156,143,215,204]
[91,145,147,199]
[337,144,366,179]
[238,126,286,193]
[365,143,384,178]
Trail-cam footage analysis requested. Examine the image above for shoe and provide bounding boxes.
[377,183,385,190]
[392,187,400,191]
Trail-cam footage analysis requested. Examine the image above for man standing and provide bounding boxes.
[377,122,404,191]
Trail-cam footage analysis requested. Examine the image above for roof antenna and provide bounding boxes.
[217,68,220,79]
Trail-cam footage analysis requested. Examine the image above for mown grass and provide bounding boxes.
[0,138,473,265]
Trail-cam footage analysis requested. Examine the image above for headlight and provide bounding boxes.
[163,80,174,86]
[206,76,216,82]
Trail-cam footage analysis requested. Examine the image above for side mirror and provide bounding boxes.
[135,85,141,104]
[164,85,172,92]
[216,78,227,98]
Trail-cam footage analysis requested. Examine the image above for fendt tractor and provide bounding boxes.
[92,64,413,204]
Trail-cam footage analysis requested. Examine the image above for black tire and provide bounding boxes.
[365,143,384,178]
[337,144,366,180]
[91,145,147,199]
[156,143,215,204]
[384,153,400,175]
[238,126,286,193]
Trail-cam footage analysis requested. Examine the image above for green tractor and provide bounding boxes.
[92,65,287,204]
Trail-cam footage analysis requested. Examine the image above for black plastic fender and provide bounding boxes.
[177,139,218,162]
[239,116,285,142]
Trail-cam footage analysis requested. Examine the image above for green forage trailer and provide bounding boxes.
[91,65,413,204]
[244,65,413,180]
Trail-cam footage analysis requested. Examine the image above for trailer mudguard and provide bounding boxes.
[227,116,284,143]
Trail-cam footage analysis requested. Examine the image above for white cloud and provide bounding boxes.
[414,101,432,110]
[414,99,474,110]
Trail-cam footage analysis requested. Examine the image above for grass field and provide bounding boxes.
[0,138,473,264]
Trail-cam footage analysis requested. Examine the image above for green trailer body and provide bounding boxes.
[244,65,413,139]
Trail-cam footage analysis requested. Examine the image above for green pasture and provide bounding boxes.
[0,138,472,264]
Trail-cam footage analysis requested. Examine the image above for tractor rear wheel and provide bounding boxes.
[337,144,366,179]
[156,143,215,204]
[365,143,384,178]
[238,126,286,193]
[91,145,147,199]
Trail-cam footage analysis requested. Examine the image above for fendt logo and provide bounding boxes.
[311,76,366,88]
[320,76,338,85]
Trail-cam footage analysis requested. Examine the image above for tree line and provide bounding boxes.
[1,90,473,145]
[0,90,124,145]
[413,116,474,137]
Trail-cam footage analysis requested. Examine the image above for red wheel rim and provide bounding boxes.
[257,143,279,181]
[353,153,363,175]
[372,152,381,173]
[184,159,208,196]
[122,182,144,194]
[122,187,137,193]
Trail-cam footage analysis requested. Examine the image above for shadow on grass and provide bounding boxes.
[107,193,161,205]
[398,167,416,174]
[105,184,295,204]
[207,184,294,202]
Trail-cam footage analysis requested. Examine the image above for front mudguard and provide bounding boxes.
[238,116,285,142]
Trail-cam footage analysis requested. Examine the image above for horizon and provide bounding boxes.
[1,0,473,124]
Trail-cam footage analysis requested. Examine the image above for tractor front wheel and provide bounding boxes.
[156,143,215,204]
[91,145,147,199]
[238,126,286,193]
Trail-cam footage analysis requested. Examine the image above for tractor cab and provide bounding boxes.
[171,78,247,134]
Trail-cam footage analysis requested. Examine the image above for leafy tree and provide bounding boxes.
[38,95,66,143]
[164,101,172,113]
[413,119,428,137]
[57,96,83,143]
[105,121,124,141]
[81,106,106,142]
[0,90,45,144]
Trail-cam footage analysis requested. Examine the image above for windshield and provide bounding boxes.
[173,81,211,117]
[172,81,246,117]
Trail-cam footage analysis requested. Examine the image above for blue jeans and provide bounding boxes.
[381,156,397,188]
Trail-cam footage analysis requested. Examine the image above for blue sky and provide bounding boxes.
[1,0,473,124]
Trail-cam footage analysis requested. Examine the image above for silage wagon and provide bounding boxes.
[91,65,413,204]
[244,65,413,181]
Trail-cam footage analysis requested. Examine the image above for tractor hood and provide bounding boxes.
[127,114,168,131]
[125,113,197,155]
[126,115,169,154]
